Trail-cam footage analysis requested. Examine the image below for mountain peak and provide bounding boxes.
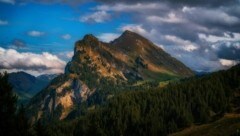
[111,30,150,47]
[83,34,98,42]
[123,30,135,34]
[121,30,142,38]
[74,34,99,53]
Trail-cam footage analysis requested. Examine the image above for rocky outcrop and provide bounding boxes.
[28,77,94,123]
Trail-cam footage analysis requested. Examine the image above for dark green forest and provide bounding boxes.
[72,64,240,136]
[0,64,239,136]
[0,73,31,136]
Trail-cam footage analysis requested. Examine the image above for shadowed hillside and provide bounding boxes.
[8,72,57,105]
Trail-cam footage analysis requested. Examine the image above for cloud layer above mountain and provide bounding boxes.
[0,47,66,75]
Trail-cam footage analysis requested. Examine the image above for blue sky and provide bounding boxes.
[0,1,131,54]
[0,0,239,75]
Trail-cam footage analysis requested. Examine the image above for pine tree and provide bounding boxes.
[34,120,49,136]
[15,104,31,136]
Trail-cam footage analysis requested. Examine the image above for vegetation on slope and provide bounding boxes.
[72,64,240,136]
[170,114,240,136]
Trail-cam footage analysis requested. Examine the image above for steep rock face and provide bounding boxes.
[27,75,93,122]
[27,31,194,123]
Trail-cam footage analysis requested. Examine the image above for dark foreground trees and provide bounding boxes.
[0,73,31,136]
[73,64,240,136]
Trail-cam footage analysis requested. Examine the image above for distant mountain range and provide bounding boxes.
[8,71,58,104]
[27,30,194,123]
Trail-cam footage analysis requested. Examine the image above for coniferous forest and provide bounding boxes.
[1,64,239,136]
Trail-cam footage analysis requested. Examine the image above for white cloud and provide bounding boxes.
[0,47,66,76]
[97,33,120,42]
[61,34,71,40]
[66,51,74,58]
[147,13,185,24]
[198,33,240,43]
[96,3,165,12]
[219,59,238,67]
[80,11,110,23]
[165,35,198,52]
[57,51,74,61]
[154,43,165,50]
[0,20,8,25]
[182,6,193,13]
[0,0,15,4]
[183,7,240,25]
[27,30,45,37]
[82,3,166,23]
